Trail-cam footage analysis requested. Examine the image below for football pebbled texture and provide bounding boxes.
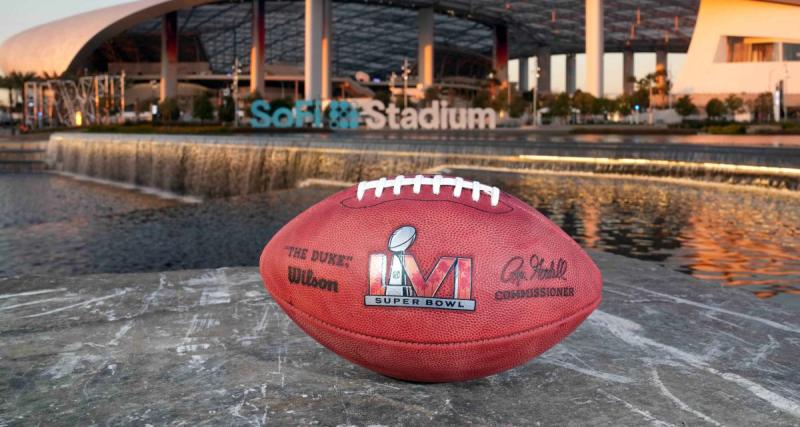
[259,175,602,382]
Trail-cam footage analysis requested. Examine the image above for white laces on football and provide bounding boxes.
[356,175,501,207]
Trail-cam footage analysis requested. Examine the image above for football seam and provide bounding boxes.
[272,293,602,347]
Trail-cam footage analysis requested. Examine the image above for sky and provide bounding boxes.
[0,0,132,44]
[0,0,685,96]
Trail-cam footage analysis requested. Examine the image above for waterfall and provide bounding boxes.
[47,133,800,198]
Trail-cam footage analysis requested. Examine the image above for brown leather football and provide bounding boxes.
[259,174,602,382]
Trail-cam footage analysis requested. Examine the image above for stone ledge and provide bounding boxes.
[0,251,798,425]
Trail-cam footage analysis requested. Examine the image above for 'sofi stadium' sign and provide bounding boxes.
[250,100,496,130]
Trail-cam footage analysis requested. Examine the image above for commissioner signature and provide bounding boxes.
[500,255,568,286]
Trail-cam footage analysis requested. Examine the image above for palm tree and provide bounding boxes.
[40,71,62,81]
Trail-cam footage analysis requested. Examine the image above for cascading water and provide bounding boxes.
[47,133,800,199]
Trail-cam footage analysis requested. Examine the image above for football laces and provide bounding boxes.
[356,174,501,207]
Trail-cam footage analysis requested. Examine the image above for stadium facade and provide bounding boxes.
[0,0,797,121]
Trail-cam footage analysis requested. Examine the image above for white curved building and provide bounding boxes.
[673,0,800,106]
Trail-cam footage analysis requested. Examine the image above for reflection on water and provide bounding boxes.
[0,174,180,229]
[3,172,799,306]
[457,169,800,302]
[0,174,334,278]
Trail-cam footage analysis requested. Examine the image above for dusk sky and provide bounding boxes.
[0,0,685,96]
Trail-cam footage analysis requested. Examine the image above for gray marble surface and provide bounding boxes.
[1,251,798,426]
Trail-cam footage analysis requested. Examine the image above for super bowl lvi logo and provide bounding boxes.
[366,226,475,311]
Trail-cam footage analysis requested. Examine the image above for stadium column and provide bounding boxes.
[250,0,265,96]
[518,58,529,92]
[566,53,577,94]
[160,11,178,101]
[321,0,332,100]
[656,49,668,105]
[623,49,634,95]
[493,24,509,88]
[305,0,323,100]
[536,48,551,94]
[418,8,434,89]
[585,0,604,97]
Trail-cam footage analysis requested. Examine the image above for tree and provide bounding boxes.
[472,89,491,109]
[752,92,773,123]
[705,98,726,120]
[545,92,571,119]
[158,97,181,122]
[675,95,698,118]
[597,97,618,116]
[508,93,527,118]
[373,91,392,107]
[491,88,510,113]
[243,93,263,118]
[218,96,235,123]
[192,92,214,123]
[423,86,441,107]
[571,90,597,116]
[614,95,632,116]
[270,97,294,112]
[724,94,745,116]
[628,84,650,112]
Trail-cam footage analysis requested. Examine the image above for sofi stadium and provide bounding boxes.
[1,0,799,126]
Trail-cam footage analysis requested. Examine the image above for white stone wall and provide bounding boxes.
[673,0,800,104]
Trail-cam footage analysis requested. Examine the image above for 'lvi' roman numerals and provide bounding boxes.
[369,254,472,299]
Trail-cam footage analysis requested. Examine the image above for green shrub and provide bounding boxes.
[675,95,698,118]
[704,124,746,134]
[158,98,181,122]
[218,96,235,123]
[192,92,215,123]
[373,91,392,107]
[705,98,727,119]
[509,94,528,118]
[269,97,294,112]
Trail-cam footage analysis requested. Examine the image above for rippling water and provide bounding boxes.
[452,169,800,304]
[2,172,798,306]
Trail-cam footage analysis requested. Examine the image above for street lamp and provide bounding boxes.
[232,57,242,127]
[401,58,411,108]
[532,66,540,126]
[783,63,789,121]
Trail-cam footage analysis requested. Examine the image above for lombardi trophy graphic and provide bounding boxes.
[385,226,417,296]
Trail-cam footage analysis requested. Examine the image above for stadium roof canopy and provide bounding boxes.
[0,0,700,78]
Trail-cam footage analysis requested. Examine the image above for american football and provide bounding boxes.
[259,174,602,382]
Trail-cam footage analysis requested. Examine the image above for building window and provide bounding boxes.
[784,43,800,61]
[727,37,747,62]
[751,43,777,62]
[725,37,778,62]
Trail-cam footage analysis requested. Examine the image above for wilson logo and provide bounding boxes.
[365,226,475,311]
[287,266,338,293]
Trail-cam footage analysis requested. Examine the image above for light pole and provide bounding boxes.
[389,72,397,104]
[783,63,789,121]
[401,58,411,108]
[532,66,540,126]
[232,57,241,127]
[667,69,673,110]
[120,71,126,125]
